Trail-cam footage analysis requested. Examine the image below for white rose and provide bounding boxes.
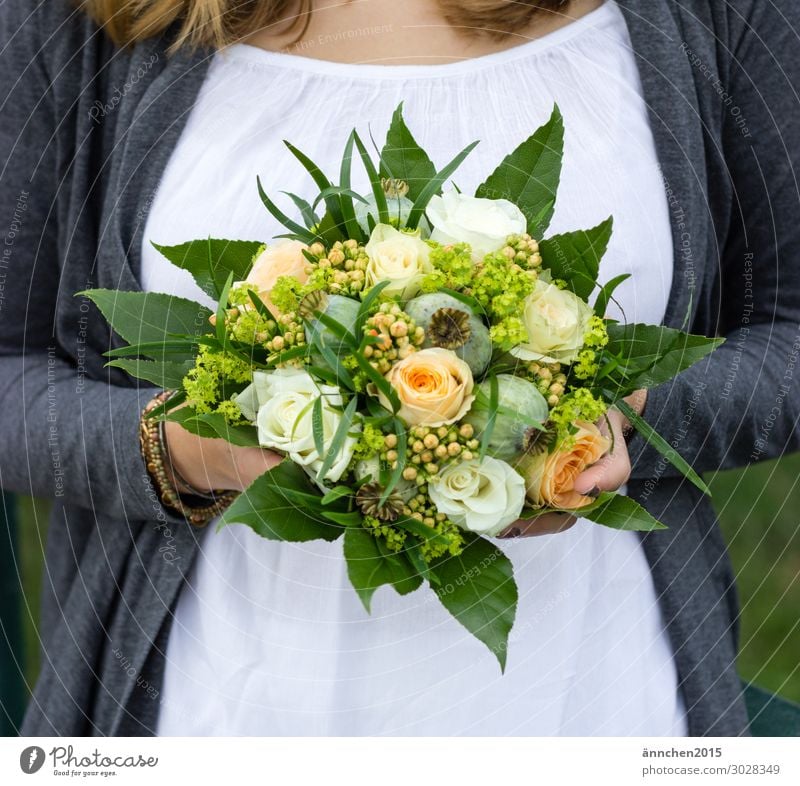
[235,368,359,482]
[427,191,527,260]
[428,456,525,537]
[510,278,594,364]
[365,223,431,299]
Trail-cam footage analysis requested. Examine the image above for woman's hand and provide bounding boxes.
[498,389,647,538]
[163,420,283,494]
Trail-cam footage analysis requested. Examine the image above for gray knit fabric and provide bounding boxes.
[1,0,798,736]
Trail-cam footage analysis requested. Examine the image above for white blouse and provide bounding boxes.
[147,1,687,736]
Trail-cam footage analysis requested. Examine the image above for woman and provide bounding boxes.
[1,0,797,736]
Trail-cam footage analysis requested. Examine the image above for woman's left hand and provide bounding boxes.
[499,389,647,538]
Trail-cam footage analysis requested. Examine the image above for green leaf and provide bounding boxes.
[475,104,563,238]
[316,397,360,482]
[394,516,454,548]
[407,140,479,230]
[379,102,437,201]
[355,351,400,411]
[215,272,234,347]
[353,131,390,225]
[604,323,725,392]
[404,542,441,586]
[81,289,213,346]
[593,273,631,317]
[321,486,354,506]
[104,338,208,360]
[150,238,263,300]
[615,399,711,495]
[339,131,367,241]
[106,358,193,388]
[432,535,518,671]
[538,217,613,300]
[219,462,344,541]
[164,408,261,447]
[479,375,499,462]
[284,140,347,235]
[310,338,356,392]
[257,176,318,243]
[280,191,320,228]
[344,525,423,612]
[574,492,668,531]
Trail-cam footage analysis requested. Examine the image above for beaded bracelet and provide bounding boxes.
[139,391,238,527]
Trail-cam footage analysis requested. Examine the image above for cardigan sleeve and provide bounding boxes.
[628,0,800,480]
[0,0,190,525]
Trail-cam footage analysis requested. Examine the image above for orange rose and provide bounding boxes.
[523,421,611,510]
[245,239,309,316]
[381,347,474,427]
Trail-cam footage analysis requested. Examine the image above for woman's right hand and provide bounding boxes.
[164,420,283,493]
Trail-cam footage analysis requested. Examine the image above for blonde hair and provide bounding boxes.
[82,0,569,50]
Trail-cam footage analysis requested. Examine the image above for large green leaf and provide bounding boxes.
[574,492,667,531]
[344,526,423,612]
[379,103,437,201]
[106,358,194,388]
[219,462,344,541]
[150,238,264,299]
[538,217,613,300]
[475,104,563,238]
[604,323,725,392]
[81,289,213,347]
[432,535,518,671]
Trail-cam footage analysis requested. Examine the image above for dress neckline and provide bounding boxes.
[219,1,617,80]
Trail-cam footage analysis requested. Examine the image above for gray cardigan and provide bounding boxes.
[2,0,799,736]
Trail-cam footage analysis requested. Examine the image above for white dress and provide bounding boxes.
[146,1,687,736]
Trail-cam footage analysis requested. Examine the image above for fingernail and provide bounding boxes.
[499,527,521,539]
[587,486,601,498]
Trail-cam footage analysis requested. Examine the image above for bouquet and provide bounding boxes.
[84,105,722,668]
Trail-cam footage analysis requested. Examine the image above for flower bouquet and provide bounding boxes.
[84,105,722,667]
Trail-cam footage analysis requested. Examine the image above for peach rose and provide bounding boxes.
[523,420,611,510]
[380,347,474,427]
[245,239,309,316]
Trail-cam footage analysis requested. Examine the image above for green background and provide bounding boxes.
[9,452,800,703]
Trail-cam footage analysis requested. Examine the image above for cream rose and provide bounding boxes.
[378,347,474,427]
[427,190,527,260]
[429,457,526,536]
[235,368,359,482]
[245,239,309,317]
[365,223,431,299]
[510,278,594,363]
[522,421,611,510]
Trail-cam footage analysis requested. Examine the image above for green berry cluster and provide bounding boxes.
[363,515,408,552]
[265,311,307,358]
[469,235,541,352]
[525,361,568,407]
[362,302,426,374]
[306,239,369,296]
[182,345,251,423]
[420,242,474,292]
[548,388,608,442]
[379,423,480,484]
[572,316,610,381]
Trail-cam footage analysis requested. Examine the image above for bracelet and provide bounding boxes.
[139,391,238,527]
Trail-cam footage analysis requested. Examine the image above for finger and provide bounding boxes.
[498,513,577,538]
[573,446,631,494]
